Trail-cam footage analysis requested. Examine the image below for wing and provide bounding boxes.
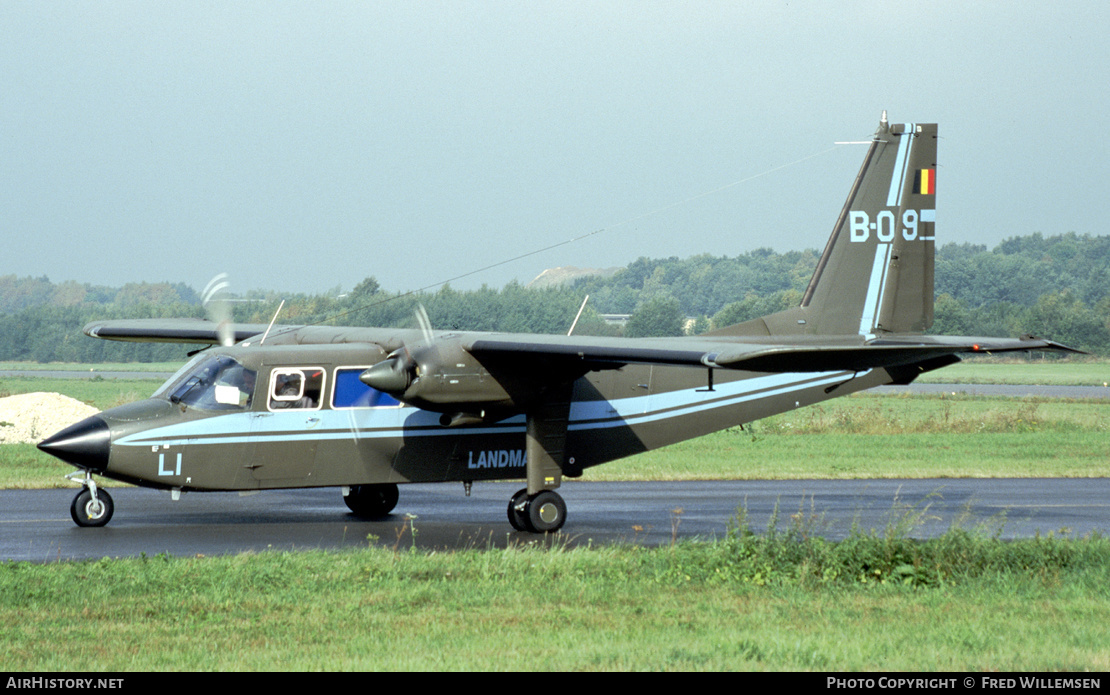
[83,318,282,345]
[464,332,1081,374]
[84,316,1079,369]
[353,328,1080,417]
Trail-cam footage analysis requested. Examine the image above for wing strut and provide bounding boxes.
[525,390,574,496]
[523,399,568,492]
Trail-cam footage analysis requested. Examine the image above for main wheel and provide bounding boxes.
[526,490,567,533]
[507,488,530,531]
[71,488,114,528]
[344,484,399,518]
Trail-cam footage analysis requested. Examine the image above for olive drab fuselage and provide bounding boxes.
[93,341,892,493]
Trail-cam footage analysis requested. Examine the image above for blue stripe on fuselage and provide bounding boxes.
[115,369,862,448]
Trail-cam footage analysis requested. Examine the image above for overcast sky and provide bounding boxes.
[2,1,1107,296]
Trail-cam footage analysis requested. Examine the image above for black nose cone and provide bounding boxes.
[38,416,111,472]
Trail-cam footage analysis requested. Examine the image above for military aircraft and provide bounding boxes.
[39,113,1076,531]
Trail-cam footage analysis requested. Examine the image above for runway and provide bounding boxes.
[5,478,1109,563]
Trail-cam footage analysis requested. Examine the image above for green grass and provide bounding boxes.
[4,365,1110,671]
[0,376,161,411]
[594,430,1110,482]
[591,392,1110,481]
[3,518,1109,671]
[915,357,1110,386]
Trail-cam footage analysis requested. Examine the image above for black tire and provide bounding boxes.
[344,484,399,518]
[507,488,530,531]
[70,488,114,528]
[526,490,566,533]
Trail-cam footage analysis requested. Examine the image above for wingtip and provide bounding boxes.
[1019,334,1087,354]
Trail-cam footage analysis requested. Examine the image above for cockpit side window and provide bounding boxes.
[153,353,208,400]
[268,368,324,411]
[164,355,257,411]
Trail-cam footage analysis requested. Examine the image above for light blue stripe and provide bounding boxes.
[885,124,915,207]
[872,242,893,327]
[568,371,856,431]
[858,243,892,336]
[116,370,859,448]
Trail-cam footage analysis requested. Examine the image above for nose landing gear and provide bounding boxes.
[66,470,114,527]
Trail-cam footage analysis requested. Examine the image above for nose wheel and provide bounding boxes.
[507,488,566,533]
[67,472,114,527]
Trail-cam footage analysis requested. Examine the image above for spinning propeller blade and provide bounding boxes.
[201,273,236,347]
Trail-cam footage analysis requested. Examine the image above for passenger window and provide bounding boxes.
[332,367,401,409]
[269,368,324,410]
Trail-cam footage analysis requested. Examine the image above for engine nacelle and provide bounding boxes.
[359,338,516,415]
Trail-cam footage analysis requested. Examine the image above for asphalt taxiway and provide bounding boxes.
[4,478,1109,562]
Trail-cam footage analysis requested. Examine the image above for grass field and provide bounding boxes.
[915,356,1110,386]
[3,521,1109,670]
[3,362,1109,671]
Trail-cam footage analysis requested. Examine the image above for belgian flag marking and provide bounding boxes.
[914,168,936,195]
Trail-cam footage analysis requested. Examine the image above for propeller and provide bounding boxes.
[360,303,436,396]
[201,273,236,347]
[415,303,434,345]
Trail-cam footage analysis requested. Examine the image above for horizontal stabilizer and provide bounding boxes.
[712,337,1083,372]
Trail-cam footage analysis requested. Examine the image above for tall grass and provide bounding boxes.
[666,499,1110,591]
[759,393,1108,436]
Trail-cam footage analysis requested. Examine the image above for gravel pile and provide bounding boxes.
[0,392,100,445]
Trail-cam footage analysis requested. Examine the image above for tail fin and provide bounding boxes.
[722,113,938,337]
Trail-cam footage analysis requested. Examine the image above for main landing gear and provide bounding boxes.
[346,482,566,533]
[344,483,400,518]
[507,488,567,533]
[66,470,114,527]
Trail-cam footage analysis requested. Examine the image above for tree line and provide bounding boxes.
[1,232,1107,363]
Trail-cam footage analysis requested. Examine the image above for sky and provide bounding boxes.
[2,1,1108,297]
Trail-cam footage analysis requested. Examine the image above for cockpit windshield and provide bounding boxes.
[154,354,257,411]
